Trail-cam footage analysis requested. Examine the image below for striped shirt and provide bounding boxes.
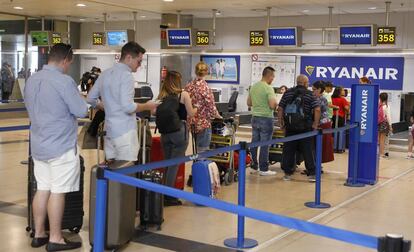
[279,86,319,115]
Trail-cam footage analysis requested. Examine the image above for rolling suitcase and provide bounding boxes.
[89,126,136,250]
[26,154,85,237]
[137,119,165,230]
[151,136,185,190]
[138,171,164,230]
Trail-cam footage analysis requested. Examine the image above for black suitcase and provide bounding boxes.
[26,155,85,237]
[138,171,164,231]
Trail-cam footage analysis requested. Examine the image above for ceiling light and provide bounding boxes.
[13,6,23,10]
[302,9,310,13]
[140,15,146,18]
[76,3,86,7]
[79,18,86,21]
[216,11,222,15]
[368,7,377,10]
[163,0,174,2]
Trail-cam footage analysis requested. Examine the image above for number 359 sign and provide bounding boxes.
[250,31,265,46]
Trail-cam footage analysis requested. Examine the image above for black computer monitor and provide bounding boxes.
[212,90,220,102]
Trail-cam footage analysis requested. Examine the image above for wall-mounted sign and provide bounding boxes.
[167,29,192,47]
[106,30,134,46]
[268,27,298,46]
[52,33,62,44]
[377,27,396,45]
[196,31,209,46]
[339,25,374,45]
[92,32,105,45]
[250,31,265,46]
[300,56,404,90]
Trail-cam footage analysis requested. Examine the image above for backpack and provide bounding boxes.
[155,93,182,134]
[283,88,311,132]
[378,103,386,124]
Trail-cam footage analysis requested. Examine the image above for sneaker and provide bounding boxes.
[308,175,316,183]
[259,170,277,176]
[283,175,292,181]
[406,155,414,159]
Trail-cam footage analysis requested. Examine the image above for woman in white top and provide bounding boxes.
[378,93,392,158]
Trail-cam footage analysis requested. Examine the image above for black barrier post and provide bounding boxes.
[305,129,331,209]
[378,234,411,252]
[224,141,258,249]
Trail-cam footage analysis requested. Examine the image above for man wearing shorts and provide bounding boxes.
[25,43,88,251]
[87,42,158,162]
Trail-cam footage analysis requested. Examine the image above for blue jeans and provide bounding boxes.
[161,124,189,188]
[196,128,212,153]
[250,116,274,171]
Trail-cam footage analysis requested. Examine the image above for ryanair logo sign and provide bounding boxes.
[300,56,404,90]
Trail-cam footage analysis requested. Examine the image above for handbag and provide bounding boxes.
[79,122,98,149]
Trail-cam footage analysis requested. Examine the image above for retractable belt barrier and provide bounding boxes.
[92,123,411,252]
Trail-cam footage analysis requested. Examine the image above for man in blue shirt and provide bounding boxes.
[87,42,158,162]
[25,43,87,251]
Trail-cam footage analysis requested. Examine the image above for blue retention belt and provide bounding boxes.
[0,122,86,132]
[0,99,24,103]
[323,123,358,134]
[104,169,378,250]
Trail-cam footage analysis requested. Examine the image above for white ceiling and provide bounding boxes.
[0,0,414,21]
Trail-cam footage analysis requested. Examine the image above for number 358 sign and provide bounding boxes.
[377,27,396,45]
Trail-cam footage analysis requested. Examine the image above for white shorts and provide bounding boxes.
[33,148,80,194]
[105,130,139,161]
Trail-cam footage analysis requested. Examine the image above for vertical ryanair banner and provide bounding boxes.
[348,84,379,185]
[300,56,404,90]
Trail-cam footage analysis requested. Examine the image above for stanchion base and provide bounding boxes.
[344,182,365,187]
[20,160,28,165]
[224,238,258,249]
[304,202,331,209]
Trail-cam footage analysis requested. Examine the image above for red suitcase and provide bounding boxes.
[151,136,185,190]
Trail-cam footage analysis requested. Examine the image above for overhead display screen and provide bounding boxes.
[377,27,396,45]
[52,33,62,45]
[92,32,105,45]
[196,31,209,46]
[31,31,51,46]
[107,31,128,46]
[250,31,265,46]
[167,29,192,47]
[268,28,297,46]
[340,25,373,45]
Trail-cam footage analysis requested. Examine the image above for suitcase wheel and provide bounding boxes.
[30,232,35,238]
[234,174,238,182]
[69,227,81,233]
[224,173,231,186]
[26,226,31,232]
[157,225,162,231]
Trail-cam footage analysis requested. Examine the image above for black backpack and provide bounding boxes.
[155,93,182,134]
[283,88,312,132]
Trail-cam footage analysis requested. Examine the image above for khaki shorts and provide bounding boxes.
[104,130,139,161]
[33,148,80,193]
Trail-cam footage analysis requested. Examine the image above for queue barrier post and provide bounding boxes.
[92,166,108,252]
[224,141,258,249]
[305,129,331,209]
[345,122,365,187]
[378,234,411,252]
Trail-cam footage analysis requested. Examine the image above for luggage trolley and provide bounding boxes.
[209,118,237,185]
[269,126,284,165]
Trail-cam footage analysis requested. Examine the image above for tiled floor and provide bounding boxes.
[0,118,413,252]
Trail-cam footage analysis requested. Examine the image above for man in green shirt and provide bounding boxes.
[247,66,277,176]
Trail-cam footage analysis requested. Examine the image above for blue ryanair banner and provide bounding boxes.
[340,26,373,45]
[268,28,297,46]
[300,56,404,90]
[167,29,192,47]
